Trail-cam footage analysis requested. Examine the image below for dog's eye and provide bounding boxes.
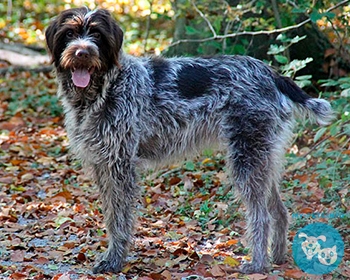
[91,32,101,40]
[66,30,74,38]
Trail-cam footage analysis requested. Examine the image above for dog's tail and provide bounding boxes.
[275,75,334,126]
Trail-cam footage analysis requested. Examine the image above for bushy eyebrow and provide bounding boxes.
[64,15,84,26]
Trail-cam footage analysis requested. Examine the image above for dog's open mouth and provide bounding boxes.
[72,67,94,88]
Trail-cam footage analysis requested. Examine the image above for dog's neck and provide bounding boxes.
[57,69,108,108]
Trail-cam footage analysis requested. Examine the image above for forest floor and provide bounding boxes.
[0,68,349,279]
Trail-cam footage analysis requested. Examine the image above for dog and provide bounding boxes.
[45,7,334,274]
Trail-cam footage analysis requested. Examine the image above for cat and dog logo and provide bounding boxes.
[292,222,344,275]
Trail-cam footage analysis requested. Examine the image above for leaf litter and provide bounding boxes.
[0,71,349,279]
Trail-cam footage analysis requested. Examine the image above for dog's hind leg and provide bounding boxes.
[268,182,289,264]
[224,109,279,273]
[267,126,293,265]
[228,152,272,273]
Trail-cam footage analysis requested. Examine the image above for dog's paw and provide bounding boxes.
[240,262,268,274]
[272,254,286,265]
[92,257,123,274]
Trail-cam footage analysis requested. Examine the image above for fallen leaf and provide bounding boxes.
[169,176,181,185]
[77,252,86,262]
[58,272,71,280]
[299,207,314,214]
[0,176,14,184]
[20,173,34,182]
[211,264,225,276]
[248,273,268,280]
[161,270,172,280]
[0,116,25,130]
[283,268,306,278]
[34,257,49,264]
[9,272,27,280]
[226,239,239,246]
[200,254,214,264]
[223,256,240,267]
[11,250,25,262]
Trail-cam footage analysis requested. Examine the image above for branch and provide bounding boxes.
[191,0,216,37]
[0,65,53,75]
[169,0,350,48]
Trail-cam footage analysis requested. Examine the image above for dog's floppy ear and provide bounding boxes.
[45,17,59,64]
[111,20,123,67]
[99,9,123,67]
[91,9,124,68]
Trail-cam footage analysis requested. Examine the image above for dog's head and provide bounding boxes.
[45,7,123,88]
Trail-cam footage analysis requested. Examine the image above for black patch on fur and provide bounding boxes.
[149,57,170,85]
[176,64,213,99]
[275,75,311,105]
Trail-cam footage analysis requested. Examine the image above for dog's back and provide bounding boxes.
[132,55,333,166]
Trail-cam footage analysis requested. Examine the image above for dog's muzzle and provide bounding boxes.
[60,39,101,88]
[70,49,95,88]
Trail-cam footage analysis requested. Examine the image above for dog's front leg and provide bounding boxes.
[92,159,138,274]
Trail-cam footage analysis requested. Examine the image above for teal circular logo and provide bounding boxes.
[292,223,344,275]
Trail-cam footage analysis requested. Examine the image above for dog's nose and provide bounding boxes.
[75,49,89,59]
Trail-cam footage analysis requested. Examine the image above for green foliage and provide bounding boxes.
[268,34,314,79]
[319,77,350,98]
[2,73,62,117]
[7,91,62,117]
[172,0,347,57]
[184,161,196,171]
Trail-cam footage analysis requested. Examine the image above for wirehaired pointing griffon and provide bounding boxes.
[45,7,333,274]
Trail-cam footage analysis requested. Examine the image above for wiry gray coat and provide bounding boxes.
[45,7,334,274]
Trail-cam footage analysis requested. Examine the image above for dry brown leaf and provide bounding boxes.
[9,272,27,280]
[168,176,181,185]
[161,270,172,280]
[0,176,15,184]
[20,173,34,182]
[57,272,71,280]
[10,250,25,262]
[77,252,86,262]
[211,264,225,277]
[248,273,268,280]
[200,254,214,264]
[283,268,306,279]
[34,256,49,264]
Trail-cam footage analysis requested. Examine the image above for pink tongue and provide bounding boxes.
[72,69,91,88]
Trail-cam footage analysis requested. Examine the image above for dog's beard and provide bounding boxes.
[60,40,101,88]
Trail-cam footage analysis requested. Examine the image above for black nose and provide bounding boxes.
[75,49,89,59]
